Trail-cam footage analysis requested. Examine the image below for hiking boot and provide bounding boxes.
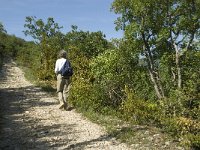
[58,103,64,109]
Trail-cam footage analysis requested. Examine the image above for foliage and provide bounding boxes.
[111,0,200,99]
[175,117,200,148]
[0,22,26,62]
[23,16,63,41]
[23,16,65,80]
[119,86,162,124]
[16,41,42,83]
[65,25,111,58]
[69,79,108,112]
[90,48,126,108]
[0,22,7,33]
[66,32,112,111]
[0,22,6,66]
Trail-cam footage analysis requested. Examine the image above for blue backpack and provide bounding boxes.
[60,60,73,77]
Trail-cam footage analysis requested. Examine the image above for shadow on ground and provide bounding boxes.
[0,85,123,150]
[0,84,76,149]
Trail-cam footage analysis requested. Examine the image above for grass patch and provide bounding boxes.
[21,66,38,83]
[75,109,183,149]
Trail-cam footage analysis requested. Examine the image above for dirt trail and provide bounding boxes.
[0,60,131,150]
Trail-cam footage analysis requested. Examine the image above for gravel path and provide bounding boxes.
[0,60,131,150]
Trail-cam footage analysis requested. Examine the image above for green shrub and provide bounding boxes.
[119,86,162,124]
[68,79,108,112]
[176,117,200,149]
[184,133,200,149]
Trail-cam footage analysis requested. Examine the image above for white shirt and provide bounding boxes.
[55,58,66,74]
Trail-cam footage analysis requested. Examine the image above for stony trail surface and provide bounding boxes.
[0,60,131,150]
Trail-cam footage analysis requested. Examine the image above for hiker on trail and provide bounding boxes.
[54,50,71,110]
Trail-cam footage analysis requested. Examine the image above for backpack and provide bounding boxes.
[60,60,73,77]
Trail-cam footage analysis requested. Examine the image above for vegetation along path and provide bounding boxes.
[0,60,185,150]
[0,60,132,150]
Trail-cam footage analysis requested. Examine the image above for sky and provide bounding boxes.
[0,0,123,41]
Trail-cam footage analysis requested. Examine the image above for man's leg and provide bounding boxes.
[58,92,64,109]
[57,74,65,109]
[63,79,71,110]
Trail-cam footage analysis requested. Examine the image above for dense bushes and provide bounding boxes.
[65,34,199,148]
[0,24,26,61]
[68,39,199,148]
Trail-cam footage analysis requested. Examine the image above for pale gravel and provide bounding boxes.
[0,60,132,150]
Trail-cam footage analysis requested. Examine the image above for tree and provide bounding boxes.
[24,16,63,41]
[0,22,7,34]
[111,0,200,99]
[0,22,7,59]
[0,22,25,60]
[23,16,64,79]
[65,25,110,58]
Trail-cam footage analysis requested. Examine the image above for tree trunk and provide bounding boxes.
[173,43,182,89]
[142,32,165,99]
[148,67,164,99]
[144,49,165,99]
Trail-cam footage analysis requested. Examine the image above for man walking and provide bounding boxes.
[54,50,71,110]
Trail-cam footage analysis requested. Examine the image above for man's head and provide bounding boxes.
[58,50,67,58]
